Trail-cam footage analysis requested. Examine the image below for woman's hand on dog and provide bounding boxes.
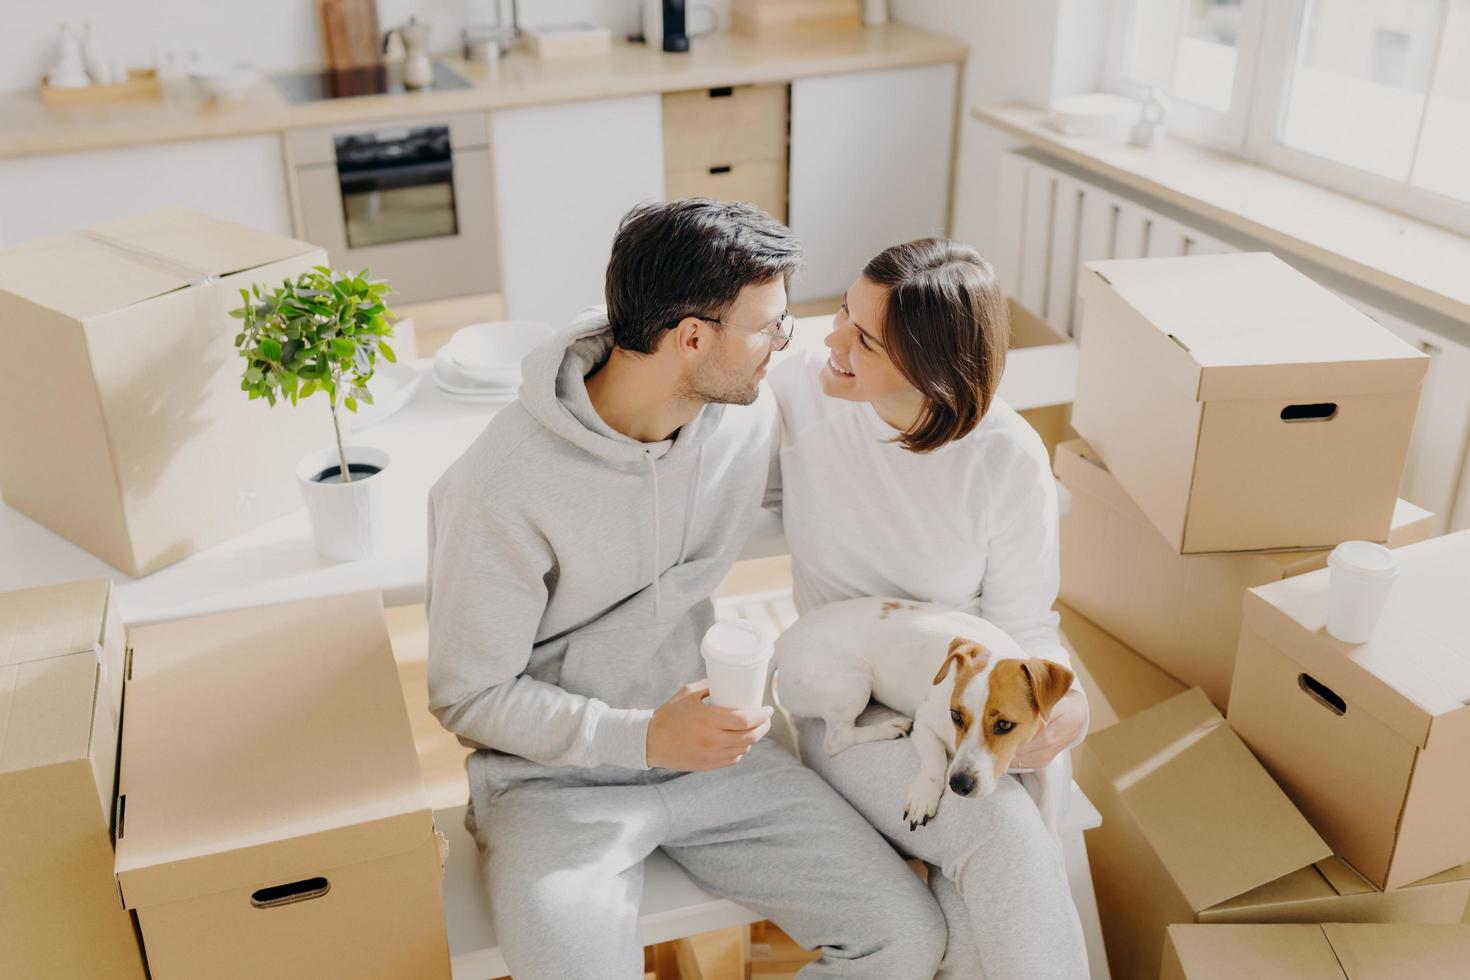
[1011,689,1088,770]
[646,680,774,771]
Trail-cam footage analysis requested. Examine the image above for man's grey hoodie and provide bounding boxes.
[426,314,775,799]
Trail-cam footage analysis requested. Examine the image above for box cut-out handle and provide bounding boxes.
[251,876,330,909]
[709,86,734,98]
[1166,334,1190,352]
[709,165,732,175]
[1298,673,1346,715]
[1281,403,1338,422]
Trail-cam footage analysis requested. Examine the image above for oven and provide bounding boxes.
[289,112,499,305]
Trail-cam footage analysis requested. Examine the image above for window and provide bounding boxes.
[1107,0,1262,147]
[1107,0,1470,234]
[1127,0,1243,112]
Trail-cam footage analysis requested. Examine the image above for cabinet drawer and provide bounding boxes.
[666,160,787,222]
[662,84,788,172]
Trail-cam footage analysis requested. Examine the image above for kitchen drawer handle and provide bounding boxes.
[709,86,734,98]
[1281,403,1338,422]
[709,165,732,175]
[1298,673,1347,715]
[251,876,331,909]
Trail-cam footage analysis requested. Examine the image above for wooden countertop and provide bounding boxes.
[0,24,966,160]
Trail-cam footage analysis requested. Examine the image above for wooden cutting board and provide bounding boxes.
[318,0,382,69]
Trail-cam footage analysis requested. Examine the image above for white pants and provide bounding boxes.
[797,704,1090,980]
[466,738,948,980]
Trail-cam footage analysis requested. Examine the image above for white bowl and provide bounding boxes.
[447,321,554,385]
[1046,93,1135,138]
[189,63,260,101]
[434,345,520,394]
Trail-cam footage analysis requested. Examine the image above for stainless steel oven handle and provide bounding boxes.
[338,158,455,194]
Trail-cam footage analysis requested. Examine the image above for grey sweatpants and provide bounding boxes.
[466,738,947,980]
[797,705,1090,980]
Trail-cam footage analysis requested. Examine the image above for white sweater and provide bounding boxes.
[768,349,1071,673]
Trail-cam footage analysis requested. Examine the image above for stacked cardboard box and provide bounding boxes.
[3,580,451,978]
[1,579,148,978]
[1055,253,1470,977]
[1069,252,1427,555]
[1230,531,1470,891]
[1057,439,1434,709]
[1071,686,1470,979]
[114,590,451,978]
[1162,923,1470,979]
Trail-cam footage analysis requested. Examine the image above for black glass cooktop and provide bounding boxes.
[272,62,471,103]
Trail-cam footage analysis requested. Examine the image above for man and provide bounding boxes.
[427,199,946,980]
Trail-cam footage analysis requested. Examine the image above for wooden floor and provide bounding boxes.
[389,557,807,977]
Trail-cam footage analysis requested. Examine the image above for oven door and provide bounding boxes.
[291,113,499,305]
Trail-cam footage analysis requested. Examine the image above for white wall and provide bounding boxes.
[888,0,1108,260]
[2,0,736,94]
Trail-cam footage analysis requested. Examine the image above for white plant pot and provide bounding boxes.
[296,445,390,562]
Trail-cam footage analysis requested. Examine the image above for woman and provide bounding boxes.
[768,238,1090,978]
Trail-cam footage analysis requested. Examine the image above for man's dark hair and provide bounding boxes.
[604,199,802,354]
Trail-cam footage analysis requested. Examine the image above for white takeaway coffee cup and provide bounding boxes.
[700,621,773,709]
[1325,541,1401,644]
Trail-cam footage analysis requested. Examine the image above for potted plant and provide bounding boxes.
[232,266,398,561]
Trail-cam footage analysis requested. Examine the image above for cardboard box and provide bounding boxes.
[0,579,147,978]
[1056,438,1435,709]
[114,591,450,979]
[1079,688,1470,980]
[0,209,334,577]
[732,0,862,38]
[1010,300,1078,463]
[1056,600,1186,731]
[1162,923,1470,980]
[1229,530,1470,891]
[1075,688,1333,980]
[1071,253,1428,554]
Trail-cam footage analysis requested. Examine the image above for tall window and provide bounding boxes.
[1106,0,1470,233]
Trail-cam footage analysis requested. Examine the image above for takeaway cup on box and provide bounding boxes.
[1230,530,1470,890]
[701,621,773,708]
[1326,541,1400,643]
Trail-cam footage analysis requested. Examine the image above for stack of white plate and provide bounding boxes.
[434,321,554,403]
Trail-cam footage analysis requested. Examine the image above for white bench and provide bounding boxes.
[438,782,1107,980]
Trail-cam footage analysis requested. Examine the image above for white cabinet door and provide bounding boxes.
[0,136,293,246]
[788,64,957,303]
[491,95,665,327]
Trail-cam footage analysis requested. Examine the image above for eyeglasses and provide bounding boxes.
[685,311,796,352]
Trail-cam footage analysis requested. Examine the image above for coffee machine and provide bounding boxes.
[642,0,690,53]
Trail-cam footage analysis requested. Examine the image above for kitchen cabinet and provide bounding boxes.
[788,63,958,303]
[0,136,293,246]
[490,95,665,328]
[662,83,789,222]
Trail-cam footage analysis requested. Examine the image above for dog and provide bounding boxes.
[772,596,1075,834]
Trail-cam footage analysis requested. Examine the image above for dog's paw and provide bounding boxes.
[902,774,944,831]
[879,716,913,740]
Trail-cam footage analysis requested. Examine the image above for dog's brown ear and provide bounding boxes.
[934,639,988,685]
[1020,659,1076,720]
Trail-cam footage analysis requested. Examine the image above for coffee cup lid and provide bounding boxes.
[701,621,771,667]
[1328,540,1400,580]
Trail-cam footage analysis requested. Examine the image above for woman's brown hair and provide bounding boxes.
[862,238,1011,453]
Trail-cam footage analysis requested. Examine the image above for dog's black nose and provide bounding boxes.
[949,772,977,796]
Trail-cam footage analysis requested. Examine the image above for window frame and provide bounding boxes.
[1105,0,1470,238]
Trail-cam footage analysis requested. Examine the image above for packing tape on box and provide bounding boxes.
[78,229,226,348]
